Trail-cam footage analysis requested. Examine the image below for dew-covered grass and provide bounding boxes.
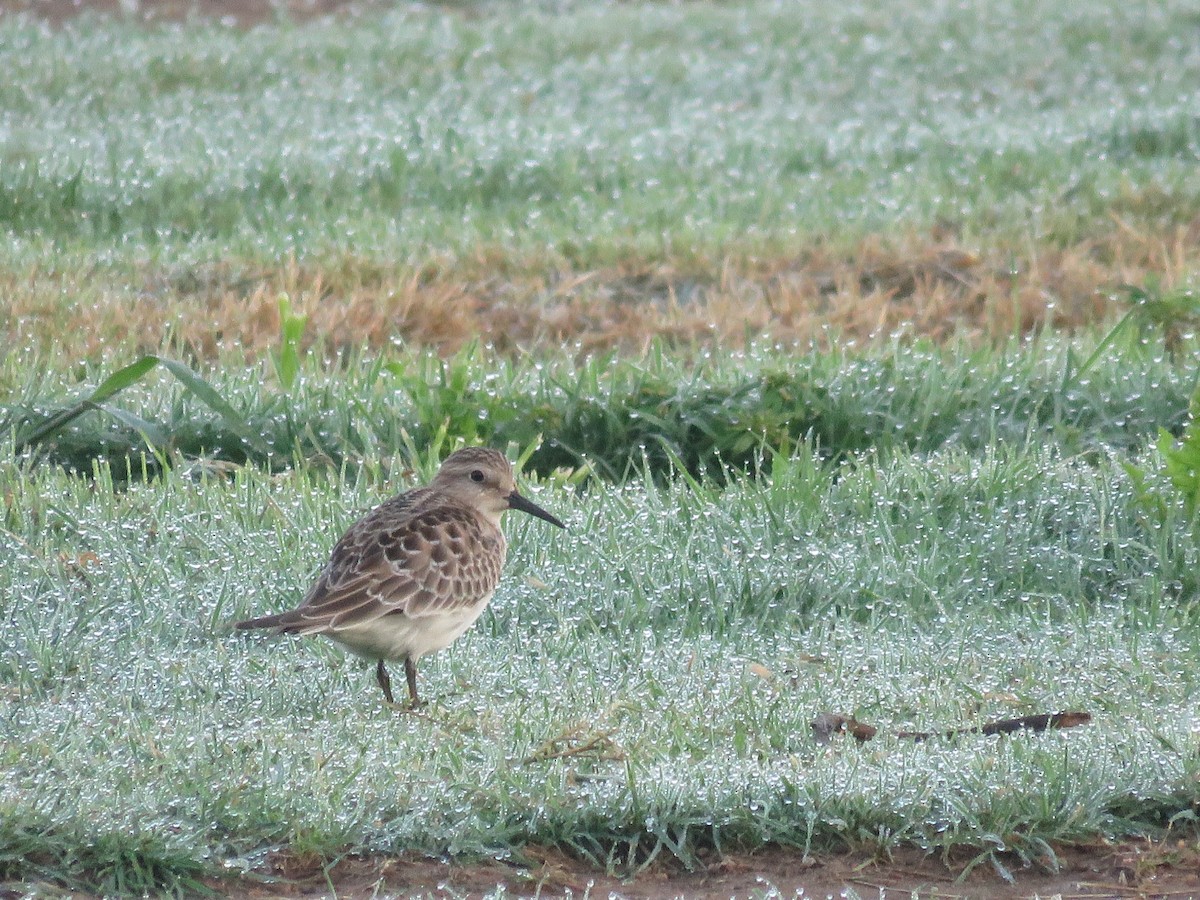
[4,332,1195,483]
[2,0,1200,273]
[4,0,1200,891]
[2,433,1199,892]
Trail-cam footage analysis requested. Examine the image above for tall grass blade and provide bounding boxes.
[153,357,270,455]
[10,355,269,459]
[272,293,307,391]
[11,356,158,451]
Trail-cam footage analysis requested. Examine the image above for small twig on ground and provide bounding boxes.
[811,711,1093,746]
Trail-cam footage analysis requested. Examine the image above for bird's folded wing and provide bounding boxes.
[284,509,502,631]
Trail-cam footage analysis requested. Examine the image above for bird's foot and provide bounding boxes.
[383,698,426,714]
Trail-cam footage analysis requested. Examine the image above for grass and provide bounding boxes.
[3,330,1195,482]
[3,0,1200,355]
[3,0,1198,270]
[3,0,1200,892]
[2,432,1199,893]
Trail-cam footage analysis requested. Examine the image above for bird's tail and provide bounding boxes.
[235,613,285,630]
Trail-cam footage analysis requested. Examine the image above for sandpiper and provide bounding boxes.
[236,447,565,707]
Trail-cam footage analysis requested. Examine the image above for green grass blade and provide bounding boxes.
[153,356,270,455]
[10,356,159,451]
[94,402,170,449]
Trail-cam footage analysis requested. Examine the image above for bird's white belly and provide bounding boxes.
[326,592,494,662]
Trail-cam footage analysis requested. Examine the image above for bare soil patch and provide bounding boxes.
[216,838,1200,899]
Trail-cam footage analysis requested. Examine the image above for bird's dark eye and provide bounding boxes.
[470,469,485,483]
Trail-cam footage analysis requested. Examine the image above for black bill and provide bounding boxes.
[507,490,566,529]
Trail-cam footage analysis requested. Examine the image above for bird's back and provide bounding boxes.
[236,484,505,637]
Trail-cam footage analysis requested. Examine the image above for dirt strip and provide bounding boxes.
[213,838,1200,899]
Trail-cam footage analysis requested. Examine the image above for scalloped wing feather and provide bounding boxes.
[272,498,505,634]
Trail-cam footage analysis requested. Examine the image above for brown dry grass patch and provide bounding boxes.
[7,223,1199,360]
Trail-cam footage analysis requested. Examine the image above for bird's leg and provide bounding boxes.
[405,657,424,708]
[376,659,396,705]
